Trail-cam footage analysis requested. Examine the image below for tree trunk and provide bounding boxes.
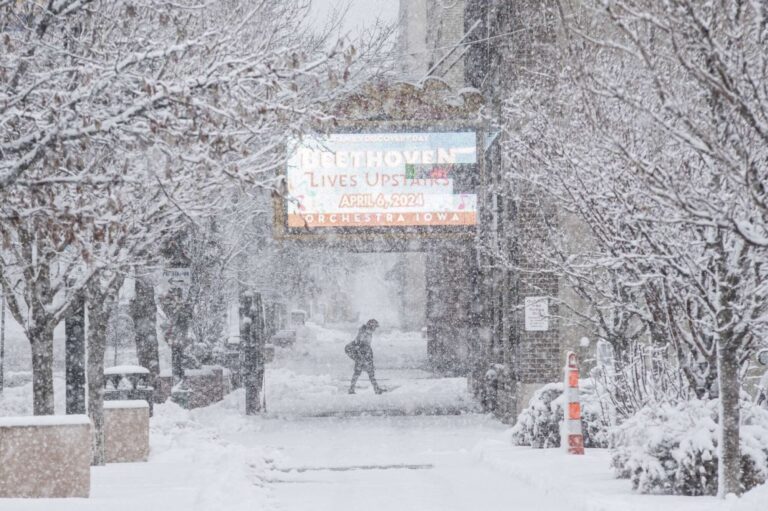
[1,293,5,394]
[65,296,87,414]
[240,291,264,415]
[717,340,742,497]
[30,327,55,415]
[131,276,160,386]
[87,298,111,466]
[253,293,265,413]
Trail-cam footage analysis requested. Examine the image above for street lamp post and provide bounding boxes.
[160,267,191,385]
[239,289,266,415]
[158,236,192,390]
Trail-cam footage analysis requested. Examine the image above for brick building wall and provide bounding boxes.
[464,0,572,419]
[395,0,589,419]
[425,243,474,374]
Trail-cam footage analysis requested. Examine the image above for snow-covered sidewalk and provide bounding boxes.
[474,439,767,511]
[5,388,766,511]
[263,324,479,417]
[1,322,766,510]
[0,393,272,511]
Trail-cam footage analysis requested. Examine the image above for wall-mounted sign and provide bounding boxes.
[286,131,478,229]
[524,296,549,331]
[160,267,191,298]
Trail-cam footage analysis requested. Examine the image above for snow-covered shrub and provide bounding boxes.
[510,383,562,448]
[736,401,768,491]
[610,399,768,495]
[510,380,611,448]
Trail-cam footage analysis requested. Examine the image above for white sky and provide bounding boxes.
[310,0,399,37]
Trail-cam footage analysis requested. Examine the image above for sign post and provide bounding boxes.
[161,267,191,298]
[160,266,191,384]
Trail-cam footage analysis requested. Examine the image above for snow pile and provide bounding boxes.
[472,440,768,511]
[734,481,768,511]
[264,366,478,417]
[610,399,768,495]
[510,380,611,448]
[4,371,33,388]
[136,396,273,511]
[0,375,66,416]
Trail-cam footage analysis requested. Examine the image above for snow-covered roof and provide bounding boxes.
[104,400,149,409]
[105,365,150,375]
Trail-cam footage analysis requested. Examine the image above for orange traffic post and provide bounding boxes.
[562,351,585,454]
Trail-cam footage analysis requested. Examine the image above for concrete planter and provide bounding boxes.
[0,415,91,498]
[182,367,225,409]
[104,401,150,463]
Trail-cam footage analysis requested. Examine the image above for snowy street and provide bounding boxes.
[4,399,764,511]
[2,323,765,511]
[221,413,521,511]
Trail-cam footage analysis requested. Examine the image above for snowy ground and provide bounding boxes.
[1,322,766,510]
[264,323,478,417]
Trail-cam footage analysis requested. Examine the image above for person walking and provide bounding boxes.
[345,319,382,394]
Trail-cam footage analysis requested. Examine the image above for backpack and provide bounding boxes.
[345,327,374,363]
[344,341,361,360]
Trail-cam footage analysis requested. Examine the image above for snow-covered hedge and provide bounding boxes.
[610,399,768,495]
[510,380,611,449]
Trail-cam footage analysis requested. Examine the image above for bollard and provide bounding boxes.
[562,351,585,455]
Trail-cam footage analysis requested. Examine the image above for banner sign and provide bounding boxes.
[286,131,478,229]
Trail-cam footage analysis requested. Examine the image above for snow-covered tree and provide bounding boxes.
[495,0,768,496]
[0,0,391,431]
[0,0,388,188]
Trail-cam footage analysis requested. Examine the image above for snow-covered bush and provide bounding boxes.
[610,399,768,495]
[510,380,611,448]
[510,383,562,448]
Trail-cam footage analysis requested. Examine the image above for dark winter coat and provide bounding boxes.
[344,325,374,365]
